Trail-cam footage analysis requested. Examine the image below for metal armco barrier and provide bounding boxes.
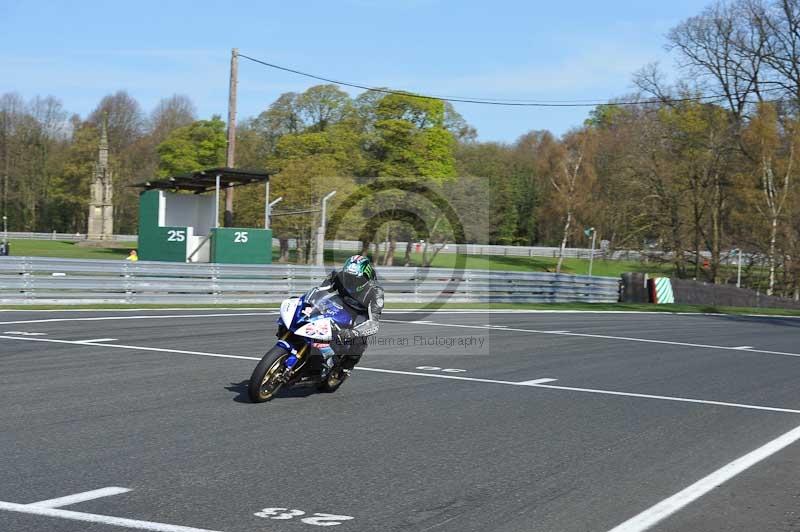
[0,257,620,305]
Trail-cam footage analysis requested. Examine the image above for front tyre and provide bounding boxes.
[248,345,290,403]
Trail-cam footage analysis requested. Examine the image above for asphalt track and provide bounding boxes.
[1,308,800,532]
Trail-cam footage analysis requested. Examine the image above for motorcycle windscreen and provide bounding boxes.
[303,289,355,328]
[280,297,302,329]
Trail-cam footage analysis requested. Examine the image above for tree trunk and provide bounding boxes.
[768,216,778,295]
[710,175,722,284]
[381,240,390,265]
[386,238,396,266]
[403,241,412,266]
[693,202,701,280]
[296,236,306,264]
[556,210,572,274]
[279,238,289,263]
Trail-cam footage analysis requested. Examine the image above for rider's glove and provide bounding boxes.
[332,323,357,345]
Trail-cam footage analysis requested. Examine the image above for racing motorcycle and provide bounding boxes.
[248,287,362,403]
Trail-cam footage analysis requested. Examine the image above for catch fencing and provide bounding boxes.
[0,257,620,305]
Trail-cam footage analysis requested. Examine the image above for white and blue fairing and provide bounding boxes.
[279,291,353,342]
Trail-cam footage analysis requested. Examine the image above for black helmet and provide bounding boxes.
[335,255,376,307]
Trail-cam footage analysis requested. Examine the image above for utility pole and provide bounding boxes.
[225,48,238,227]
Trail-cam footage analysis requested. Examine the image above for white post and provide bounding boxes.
[316,190,337,267]
[588,228,596,277]
[214,175,221,228]
[264,180,269,229]
[266,196,282,230]
[737,248,743,288]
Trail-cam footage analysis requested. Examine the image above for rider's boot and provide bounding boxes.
[318,344,337,379]
[339,354,361,377]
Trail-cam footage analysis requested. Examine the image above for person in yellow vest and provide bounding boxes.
[126,250,139,262]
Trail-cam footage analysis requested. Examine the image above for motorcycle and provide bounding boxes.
[248,287,360,403]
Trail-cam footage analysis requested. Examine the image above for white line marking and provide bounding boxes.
[607,422,800,532]
[0,335,259,361]
[355,367,800,413]
[75,338,118,344]
[3,335,799,414]
[357,367,523,386]
[732,346,753,350]
[530,382,800,414]
[517,378,558,385]
[29,487,131,508]
[383,319,800,359]
[3,331,46,336]
[0,500,222,532]
[0,312,276,326]
[411,320,433,324]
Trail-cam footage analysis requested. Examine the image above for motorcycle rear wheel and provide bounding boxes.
[248,346,290,403]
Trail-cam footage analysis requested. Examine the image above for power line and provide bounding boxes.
[238,53,779,108]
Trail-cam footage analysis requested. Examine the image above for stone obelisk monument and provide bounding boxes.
[87,118,114,240]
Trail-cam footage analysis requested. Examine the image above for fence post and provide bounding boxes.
[212,264,220,304]
[414,268,421,305]
[122,260,133,304]
[23,257,33,304]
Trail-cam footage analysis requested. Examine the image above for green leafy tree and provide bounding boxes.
[156,116,226,176]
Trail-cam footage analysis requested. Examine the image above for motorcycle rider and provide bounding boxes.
[318,255,384,376]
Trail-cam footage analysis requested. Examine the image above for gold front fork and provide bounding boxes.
[295,344,309,360]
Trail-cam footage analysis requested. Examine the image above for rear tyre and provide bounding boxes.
[248,346,291,403]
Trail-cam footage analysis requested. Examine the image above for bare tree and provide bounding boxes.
[150,94,196,142]
[744,101,797,294]
[667,0,767,123]
[757,0,800,107]
[551,130,595,273]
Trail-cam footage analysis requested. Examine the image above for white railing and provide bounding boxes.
[0,257,620,305]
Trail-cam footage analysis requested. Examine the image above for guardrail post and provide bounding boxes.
[122,260,134,304]
[23,257,33,304]
[212,264,220,304]
[414,269,421,305]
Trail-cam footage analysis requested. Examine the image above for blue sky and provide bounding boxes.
[1,0,708,142]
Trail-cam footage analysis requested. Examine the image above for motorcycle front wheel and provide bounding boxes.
[248,345,290,403]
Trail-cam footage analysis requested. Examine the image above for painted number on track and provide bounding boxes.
[254,507,354,526]
[416,366,467,373]
[234,231,249,243]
